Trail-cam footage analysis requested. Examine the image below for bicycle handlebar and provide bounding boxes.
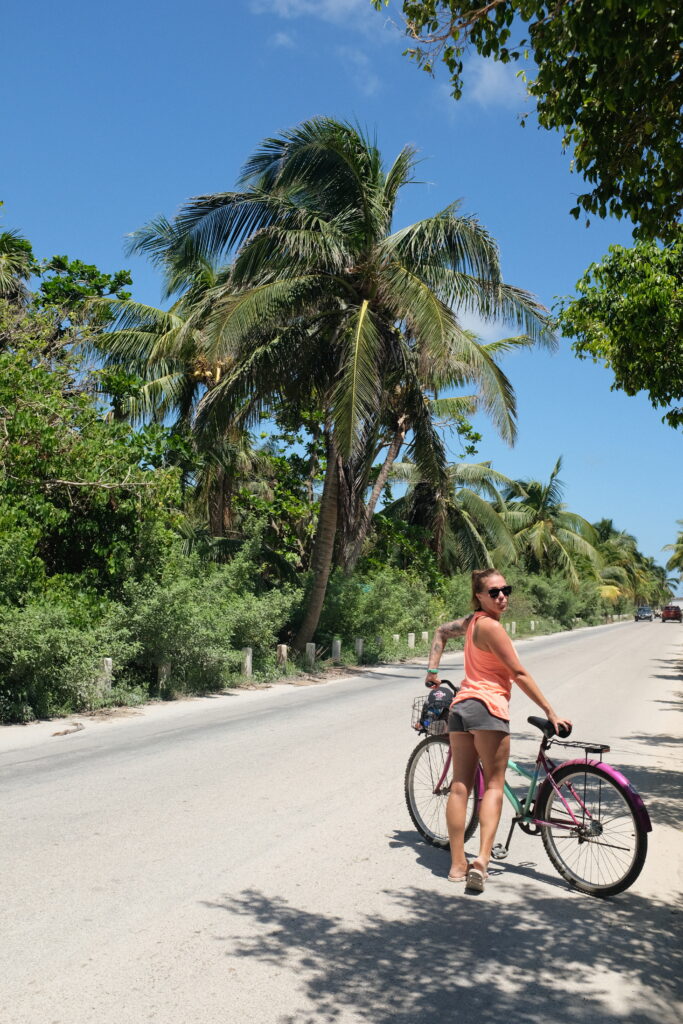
[426,678,458,694]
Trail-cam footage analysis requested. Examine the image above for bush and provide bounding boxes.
[0,544,303,720]
[115,555,302,696]
[317,567,442,651]
[0,597,136,722]
[436,574,472,619]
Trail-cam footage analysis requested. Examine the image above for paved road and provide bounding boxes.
[1,621,681,1024]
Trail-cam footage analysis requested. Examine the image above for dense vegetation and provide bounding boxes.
[0,121,675,723]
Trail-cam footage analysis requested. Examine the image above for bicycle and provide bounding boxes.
[405,681,652,897]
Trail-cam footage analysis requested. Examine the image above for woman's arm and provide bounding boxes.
[477,619,572,733]
[424,614,473,685]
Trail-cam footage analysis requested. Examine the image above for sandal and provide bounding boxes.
[447,871,469,883]
[465,866,488,892]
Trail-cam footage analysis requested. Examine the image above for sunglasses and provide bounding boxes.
[487,585,512,598]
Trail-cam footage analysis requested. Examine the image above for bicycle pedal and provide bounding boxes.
[491,844,509,860]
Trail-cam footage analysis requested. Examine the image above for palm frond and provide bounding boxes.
[381,144,421,222]
[124,215,220,300]
[458,489,518,561]
[231,220,349,285]
[429,395,478,420]
[332,301,383,458]
[382,203,501,282]
[199,275,330,361]
[237,117,382,232]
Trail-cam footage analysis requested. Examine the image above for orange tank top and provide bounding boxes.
[451,610,512,721]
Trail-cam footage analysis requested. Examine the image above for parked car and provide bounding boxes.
[634,605,654,621]
[662,605,682,623]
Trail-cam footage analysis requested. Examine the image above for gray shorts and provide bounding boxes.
[448,698,510,734]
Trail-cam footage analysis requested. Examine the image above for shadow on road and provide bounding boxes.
[617,760,683,830]
[202,868,681,1024]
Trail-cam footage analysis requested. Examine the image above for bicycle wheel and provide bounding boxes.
[538,763,648,897]
[404,735,479,848]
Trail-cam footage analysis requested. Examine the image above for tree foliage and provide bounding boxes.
[372,0,683,238]
[557,237,683,428]
[132,116,553,644]
[663,521,683,577]
[502,456,600,586]
[0,341,182,599]
[0,229,36,302]
[36,254,132,323]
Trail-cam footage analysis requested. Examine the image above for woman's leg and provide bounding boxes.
[470,729,510,875]
[446,732,479,878]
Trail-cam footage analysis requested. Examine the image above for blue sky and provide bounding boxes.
[2,0,680,565]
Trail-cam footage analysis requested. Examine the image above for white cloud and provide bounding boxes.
[337,46,381,96]
[269,30,296,47]
[459,312,511,344]
[467,56,528,109]
[250,0,367,23]
[249,0,395,42]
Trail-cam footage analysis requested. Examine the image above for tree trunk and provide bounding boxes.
[341,423,406,574]
[293,432,339,651]
[208,467,227,537]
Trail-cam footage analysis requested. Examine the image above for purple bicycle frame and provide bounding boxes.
[435,747,652,837]
[536,757,652,834]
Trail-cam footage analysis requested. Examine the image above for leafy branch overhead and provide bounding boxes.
[557,236,683,428]
[372,0,683,239]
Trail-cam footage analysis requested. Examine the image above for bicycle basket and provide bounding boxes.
[411,689,452,735]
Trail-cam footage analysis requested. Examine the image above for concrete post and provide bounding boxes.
[99,657,113,692]
[241,648,253,677]
[332,638,342,663]
[355,637,364,660]
[276,644,288,667]
[421,631,429,644]
[305,643,316,669]
[511,621,516,635]
[530,621,535,631]
[407,632,415,649]
[392,634,400,644]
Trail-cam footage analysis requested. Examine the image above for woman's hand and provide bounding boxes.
[549,713,572,737]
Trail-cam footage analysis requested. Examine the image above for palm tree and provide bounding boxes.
[334,331,539,574]
[91,253,265,537]
[0,230,35,305]
[503,457,600,586]
[381,459,523,573]
[130,118,555,646]
[592,519,675,606]
[664,521,683,576]
[591,518,641,602]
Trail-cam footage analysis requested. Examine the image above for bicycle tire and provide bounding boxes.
[404,735,479,848]
[537,763,648,897]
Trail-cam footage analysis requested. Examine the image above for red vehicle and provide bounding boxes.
[661,604,682,623]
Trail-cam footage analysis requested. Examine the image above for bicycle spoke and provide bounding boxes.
[405,736,479,849]
[539,764,647,896]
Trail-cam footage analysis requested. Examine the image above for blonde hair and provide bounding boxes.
[471,568,503,610]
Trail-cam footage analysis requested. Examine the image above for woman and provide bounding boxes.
[425,568,571,892]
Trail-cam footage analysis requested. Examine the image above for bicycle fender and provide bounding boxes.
[474,764,485,803]
[539,759,652,834]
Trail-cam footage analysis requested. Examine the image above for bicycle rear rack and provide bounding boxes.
[550,739,610,756]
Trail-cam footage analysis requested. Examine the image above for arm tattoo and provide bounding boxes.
[428,614,473,661]
[437,614,473,640]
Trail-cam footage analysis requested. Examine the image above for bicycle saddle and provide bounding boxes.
[527,716,572,739]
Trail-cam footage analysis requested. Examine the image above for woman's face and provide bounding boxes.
[477,573,509,619]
